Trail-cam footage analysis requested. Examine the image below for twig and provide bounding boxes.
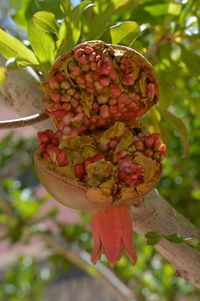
[0,112,48,129]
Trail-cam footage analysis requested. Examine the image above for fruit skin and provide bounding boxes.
[91,205,137,266]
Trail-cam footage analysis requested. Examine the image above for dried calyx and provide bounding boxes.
[35,41,166,266]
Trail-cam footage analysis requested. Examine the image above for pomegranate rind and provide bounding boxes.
[34,150,162,211]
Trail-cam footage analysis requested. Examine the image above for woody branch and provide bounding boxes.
[0,56,200,289]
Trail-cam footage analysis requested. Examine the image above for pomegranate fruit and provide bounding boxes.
[35,41,166,266]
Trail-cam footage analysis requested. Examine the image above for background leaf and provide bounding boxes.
[28,21,56,73]
[109,21,141,45]
[162,110,189,156]
[0,29,39,65]
[32,11,58,34]
[58,1,94,53]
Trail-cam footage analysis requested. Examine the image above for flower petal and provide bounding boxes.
[91,205,136,266]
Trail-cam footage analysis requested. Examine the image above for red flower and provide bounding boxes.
[91,205,137,266]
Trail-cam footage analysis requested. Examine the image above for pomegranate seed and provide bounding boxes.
[99,76,110,87]
[74,48,84,58]
[50,91,61,102]
[110,85,121,97]
[55,72,64,82]
[78,55,88,64]
[89,52,96,62]
[84,46,93,54]
[100,105,110,118]
[48,78,59,89]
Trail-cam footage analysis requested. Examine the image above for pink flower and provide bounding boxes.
[91,205,137,266]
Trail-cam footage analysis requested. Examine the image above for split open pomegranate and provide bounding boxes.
[35,41,166,266]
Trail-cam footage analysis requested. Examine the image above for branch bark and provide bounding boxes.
[1,57,200,289]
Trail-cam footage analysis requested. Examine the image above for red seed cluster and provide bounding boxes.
[134,133,167,161]
[74,154,105,182]
[98,130,166,163]
[37,130,68,166]
[117,157,144,187]
[42,42,157,139]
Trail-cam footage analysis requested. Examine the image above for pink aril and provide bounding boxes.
[75,105,83,113]
[62,103,71,111]
[99,76,110,87]
[96,119,106,127]
[109,85,121,97]
[74,92,81,99]
[85,72,93,83]
[75,163,85,180]
[89,52,96,62]
[144,149,153,157]
[95,55,101,61]
[71,99,79,107]
[48,78,59,89]
[159,144,167,152]
[78,54,89,65]
[63,112,74,124]
[84,45,94,54]
[39,143,46,153]
[108,98,117,106]
[92,102,99,110]
[50,91,61,102]
[119,93,129,103]
[74,48,84,58]
[110,69,118,80]
[90,62,97,71]
[67,88,75,96]
[86,81,95,89]
[61,94,71,102]
[100,61,111,75]
[89,117,97,124]
[76,75,86,84]
[108,140,118,150]
[55,72,64,82]
[121,58,132,66]
[109,106,118,114]
[82,64,90,71]
[122,75,134,85]
[99,105,110,118]
[72,112,84,122]
[53,110,66,119]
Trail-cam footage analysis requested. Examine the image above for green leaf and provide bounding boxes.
[163,233,183,243]
[32,11,58,34]
[144,3,169,16]
[168,3,182,16]
[110,21,140,45]
[58,1,93,52]
[28,21,56,73]
[145,232,162,246]
[12,0,39,29]
[162,110,189,156]
[110,0,132,10]
[0,67,7,87]
[0,29,39,65]
[180,45,200,76]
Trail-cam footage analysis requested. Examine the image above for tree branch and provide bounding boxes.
[0,56,200,288]
[0,112,48,129]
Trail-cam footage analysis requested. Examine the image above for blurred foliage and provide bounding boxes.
[0,0,200,300]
